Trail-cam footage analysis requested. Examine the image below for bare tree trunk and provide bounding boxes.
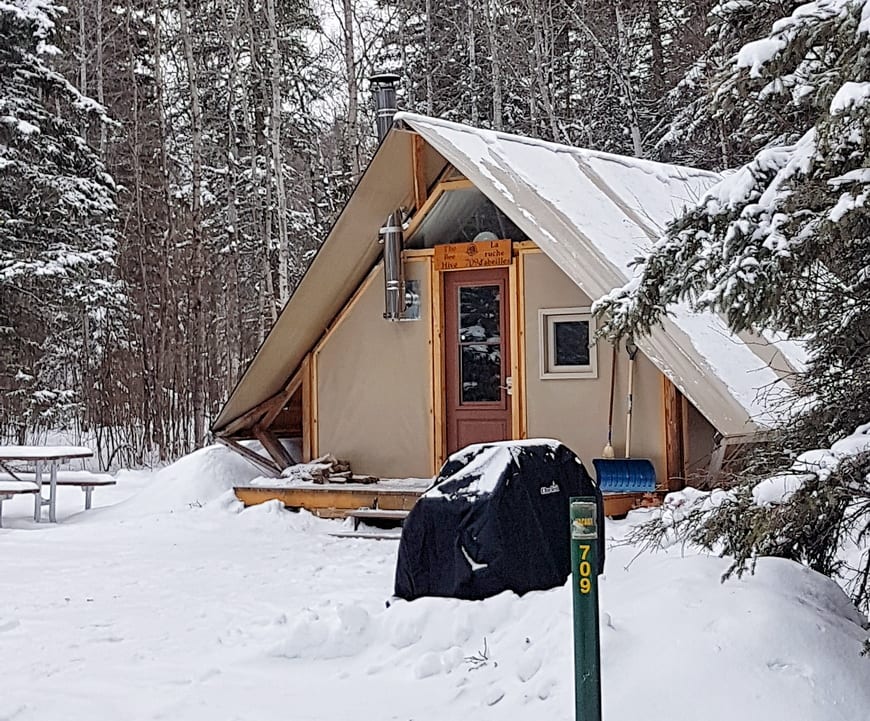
[467,0,478,125]
[95,0,107,156]
[124,0,151,451]
[342,0,360,178]
[424,0,434,114]
[178,0,207,446]
[484,0,502,130]
[221,0,243,384]
[77,1,87,138]
[152,0,174,457]
[396,2,412,109]
[525,0,560,140]
[244,0,279,325]
[266,0,291,305]
[238,0,274,339]
[615,5,643,156]
[647,0,664,94]
[561,0,643,156]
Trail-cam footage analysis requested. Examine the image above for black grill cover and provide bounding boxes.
[394,440,604,601]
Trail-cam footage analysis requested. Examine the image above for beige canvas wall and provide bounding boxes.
[315,259,433,478]
[522,252,670,481]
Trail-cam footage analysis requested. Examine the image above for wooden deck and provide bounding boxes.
[233,482,662,519]
[234,482,424,519]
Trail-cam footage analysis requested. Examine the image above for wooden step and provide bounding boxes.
[328,530,402,540]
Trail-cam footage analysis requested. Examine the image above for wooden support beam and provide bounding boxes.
[663,377,686,491]
[437,178,473,191]
[412,133,428,211]
[681,394,691,473]
[311,350,320,458]
[215,436,280,477]
[404,186,444,239]
[259,365,306,431]
[708,432,771,484]
[302,355,312,463]
[220,359,309,438]
[404,178,474,239]
[253,425,296,470]
[219,401,271,437]
[708,437,727,483]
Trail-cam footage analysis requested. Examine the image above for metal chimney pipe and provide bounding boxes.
[381,211,404,320]
[369,72,401,143]
[370,72,405,321]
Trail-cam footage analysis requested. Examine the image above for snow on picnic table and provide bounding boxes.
[0,444,93,459]
[1,444,869,721]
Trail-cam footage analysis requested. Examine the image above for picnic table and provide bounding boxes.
[0,445,95,524]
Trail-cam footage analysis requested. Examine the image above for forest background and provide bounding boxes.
[0,0,797,466]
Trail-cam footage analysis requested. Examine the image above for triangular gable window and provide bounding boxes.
[406,187,525,249]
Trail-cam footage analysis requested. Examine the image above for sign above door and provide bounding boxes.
[433,239,512,272]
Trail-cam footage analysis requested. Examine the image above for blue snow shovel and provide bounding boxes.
[593,341,656,493]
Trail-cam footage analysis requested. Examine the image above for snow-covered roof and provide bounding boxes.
[214,113,800,437]
[397,113,800,434]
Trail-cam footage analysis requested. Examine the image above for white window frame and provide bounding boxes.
[538,307,598,379]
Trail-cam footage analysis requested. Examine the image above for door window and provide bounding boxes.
[458,285,502,402]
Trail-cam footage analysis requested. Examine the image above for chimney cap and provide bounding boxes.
[369,72,401,87]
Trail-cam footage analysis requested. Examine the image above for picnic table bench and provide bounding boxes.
[0,446,110,526]
[0,480,40,528]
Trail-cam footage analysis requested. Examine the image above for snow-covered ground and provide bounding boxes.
[2,445,869,721]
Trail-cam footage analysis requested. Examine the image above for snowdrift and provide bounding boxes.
[3,447,869,720]
[111,444,259,515]
[273,540,870,721]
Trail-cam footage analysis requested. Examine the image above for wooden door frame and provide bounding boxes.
[431,253,446,473]
[431,254,524,472]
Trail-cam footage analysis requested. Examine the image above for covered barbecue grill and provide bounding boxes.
[394,440,604,601]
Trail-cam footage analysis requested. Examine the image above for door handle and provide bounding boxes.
[499,376,513,396]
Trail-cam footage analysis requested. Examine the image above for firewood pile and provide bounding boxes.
[280,454,379,485]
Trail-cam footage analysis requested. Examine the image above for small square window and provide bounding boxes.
[539,308,598,379]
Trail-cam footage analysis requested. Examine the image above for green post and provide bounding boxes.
[570,497,602,721]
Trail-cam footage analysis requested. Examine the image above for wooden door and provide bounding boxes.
[444,268,512,455]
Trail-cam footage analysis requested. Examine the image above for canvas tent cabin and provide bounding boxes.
[212,111,803,516]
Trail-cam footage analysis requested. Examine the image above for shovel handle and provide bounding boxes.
[625,344,637,458]
[606,345,617,439]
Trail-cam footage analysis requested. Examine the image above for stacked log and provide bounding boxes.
[280,454,379,485]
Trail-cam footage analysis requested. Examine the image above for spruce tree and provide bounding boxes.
[596,0,870,609]
[655,0,805,168]
[0,0,120,438]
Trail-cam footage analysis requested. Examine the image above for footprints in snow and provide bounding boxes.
[0,619,21,633]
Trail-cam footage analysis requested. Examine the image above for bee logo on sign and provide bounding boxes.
[434,239,511,271]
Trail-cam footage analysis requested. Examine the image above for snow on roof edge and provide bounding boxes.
[400,113,795,434]
[395,112,721,184]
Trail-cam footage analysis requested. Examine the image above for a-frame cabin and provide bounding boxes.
[212,109,802,517]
